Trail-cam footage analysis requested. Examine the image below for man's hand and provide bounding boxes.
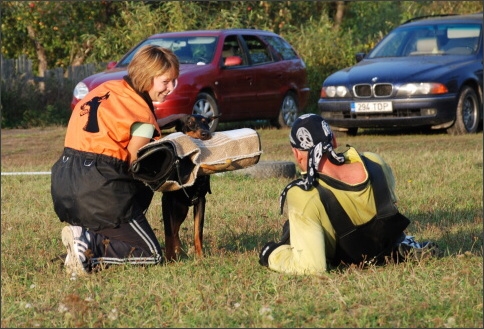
[259,241,284,266]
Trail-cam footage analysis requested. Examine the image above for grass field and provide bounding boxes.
[1,124,482,328]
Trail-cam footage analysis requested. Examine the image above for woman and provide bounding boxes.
[51,45,179,276]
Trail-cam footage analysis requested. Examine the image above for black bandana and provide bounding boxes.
[279,114,345,214]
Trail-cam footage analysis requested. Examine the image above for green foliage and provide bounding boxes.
[85,1,162,63]
[341,1,404,50]
[284,16,361,113]
[1,77,35,128]
[207,1,258,30]
[1,76,72,128]
[1,1,121,71]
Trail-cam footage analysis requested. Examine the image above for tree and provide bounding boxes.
[1,1,122,74]
[332,1,346,31]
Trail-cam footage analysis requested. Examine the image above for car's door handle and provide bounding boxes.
[245,76,254,85]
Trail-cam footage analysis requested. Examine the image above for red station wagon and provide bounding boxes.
[71,29,310,131]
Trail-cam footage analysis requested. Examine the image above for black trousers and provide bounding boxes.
[87,214,163,267]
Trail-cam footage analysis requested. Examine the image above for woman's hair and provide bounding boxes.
[128,45,180,93]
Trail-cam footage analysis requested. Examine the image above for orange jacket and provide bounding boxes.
[65,79,160,162]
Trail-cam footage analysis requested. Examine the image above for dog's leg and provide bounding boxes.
[193,176,210,258]
[193,197,206,258]
[162,194,189,261]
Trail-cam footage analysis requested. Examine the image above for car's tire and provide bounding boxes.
[272,91,298,128]
[193,92,220,132]
[230,161,296,179]
[447,86,481,135]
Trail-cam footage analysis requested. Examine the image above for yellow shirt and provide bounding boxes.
[268,147,397,275]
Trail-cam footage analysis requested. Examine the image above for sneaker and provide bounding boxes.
[398,235,441,261]
[62,226,92,276]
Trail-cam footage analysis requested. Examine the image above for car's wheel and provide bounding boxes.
[447,86,481,135]
[272,91,298,128]
[193,92,219,132]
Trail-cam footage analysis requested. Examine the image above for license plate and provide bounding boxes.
[351,101,393,113]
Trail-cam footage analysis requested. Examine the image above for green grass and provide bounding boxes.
[1,125,482,327]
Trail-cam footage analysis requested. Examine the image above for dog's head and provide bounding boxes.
[159,114,220,140]
[179,114,214,140]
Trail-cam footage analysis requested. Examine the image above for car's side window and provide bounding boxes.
[443,37,478,54]
[442,25,481,55]
[262,35,299,60]
[242,35,274,65]
[222,35,246,65]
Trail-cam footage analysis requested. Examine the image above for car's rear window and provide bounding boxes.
[262,35,300,60]
[242,35,274,64]
[368,23,481,58]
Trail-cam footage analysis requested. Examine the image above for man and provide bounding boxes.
[259,114,439,275]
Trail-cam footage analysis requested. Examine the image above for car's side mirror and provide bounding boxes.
[355,53,366,63]
[224,56,243,67]
[106,61,118,70]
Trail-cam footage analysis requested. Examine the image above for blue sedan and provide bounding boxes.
[319,12,483,135]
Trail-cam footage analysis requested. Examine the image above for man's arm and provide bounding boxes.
[266,191,329,275]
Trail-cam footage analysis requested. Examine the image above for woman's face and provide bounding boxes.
[148,71,178,103]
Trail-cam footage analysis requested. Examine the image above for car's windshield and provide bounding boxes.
[368,23,481,58]
[118,36,218,66]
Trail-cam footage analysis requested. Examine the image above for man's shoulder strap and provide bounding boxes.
[360,155,398,218]
[316,184,355,237]
[316,154,397,235]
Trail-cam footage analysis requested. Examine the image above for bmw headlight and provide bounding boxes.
[396,83,448,96]
[321,86,349,98]
[73,82,89,100]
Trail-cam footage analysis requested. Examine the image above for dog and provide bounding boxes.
[159,114,216,261]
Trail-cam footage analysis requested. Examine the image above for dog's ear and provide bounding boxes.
[185,115,200,134]
[209,114,221,122]
[158,114,190,130]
